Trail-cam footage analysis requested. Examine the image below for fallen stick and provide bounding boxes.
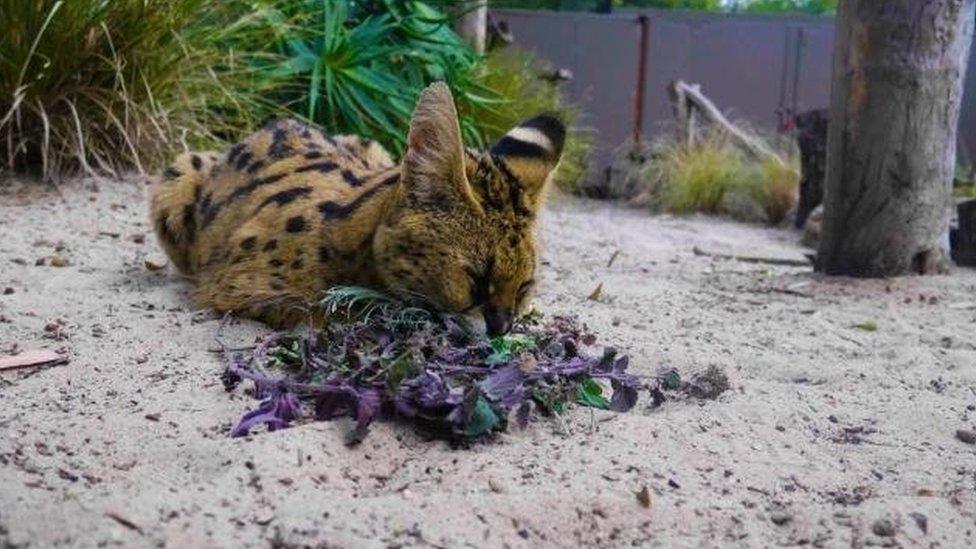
[669,80,787,168]
[0,349,67,372]
[693,245,812,267]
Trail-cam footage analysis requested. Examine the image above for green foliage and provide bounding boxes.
[737,0,837,14]
[268,338,303,369]
[2,0,592,185]
[247,0,500,156]
[0,0,276,179]
[321,285,436,328]
[462,395,501,436]
[486,333,536,365]
[617,0,722,9]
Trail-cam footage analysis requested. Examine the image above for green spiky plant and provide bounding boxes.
[251,0,503,156]
[0,0,282,180]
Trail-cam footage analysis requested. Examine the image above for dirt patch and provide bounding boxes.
[1,177,975,547]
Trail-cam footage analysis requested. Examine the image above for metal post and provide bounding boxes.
[633,15,650,143]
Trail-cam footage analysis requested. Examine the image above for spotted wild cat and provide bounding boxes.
[150,82,565,335]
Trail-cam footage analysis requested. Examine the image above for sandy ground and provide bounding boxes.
[1,176,975,548]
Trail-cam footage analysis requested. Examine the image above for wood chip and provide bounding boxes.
[636,485,652,508]
[144,256,168,271]
[587,283,603,301]
[0,350,67,372]
[606,250,621,268]
[105,510,143,533]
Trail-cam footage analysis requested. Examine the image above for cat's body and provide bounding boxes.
[150,83,564,334]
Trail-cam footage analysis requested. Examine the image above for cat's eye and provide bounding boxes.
[466,266,490,306]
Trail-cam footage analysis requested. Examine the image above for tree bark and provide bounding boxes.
[817,0,975,276]
[454,1,487,55]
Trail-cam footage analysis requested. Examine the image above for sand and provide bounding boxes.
[1,176,974,548]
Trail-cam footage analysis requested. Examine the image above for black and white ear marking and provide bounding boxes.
[490,114,566,202]
[491,114,566,161]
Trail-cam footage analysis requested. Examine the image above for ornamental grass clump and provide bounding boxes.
[219,287,642,445]
[0,0,275,180]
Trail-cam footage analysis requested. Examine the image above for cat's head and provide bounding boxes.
[374,82,565,335]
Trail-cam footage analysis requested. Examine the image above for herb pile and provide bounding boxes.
[219,287,643,445]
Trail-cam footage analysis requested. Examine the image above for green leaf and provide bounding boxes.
[661,370,682,390]
[463,396,499,437]
[486,333,535,365]
[577,378,610,409]
[854,320,878,332]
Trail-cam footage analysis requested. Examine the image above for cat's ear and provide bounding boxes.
[401,82,482,213]
[490,114,565,204]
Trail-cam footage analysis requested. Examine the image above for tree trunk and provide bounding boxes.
[454,1,487,55]
[817,0,975,276]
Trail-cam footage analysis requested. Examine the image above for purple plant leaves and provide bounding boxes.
[609,377,639,412]
[221,308,641,443]
[230,391,301,437]
[481,365,525,408]
[346,385,381,446]
[395,372,459,418]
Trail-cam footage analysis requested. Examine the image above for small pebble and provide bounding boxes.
[488,477,509,494]
[769,510,793,526]
[872,518,896,537]
[956,429,976,445]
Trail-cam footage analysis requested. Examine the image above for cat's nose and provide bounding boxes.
[483,306,513,336]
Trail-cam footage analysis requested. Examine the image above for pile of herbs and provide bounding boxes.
[219,287,645,445]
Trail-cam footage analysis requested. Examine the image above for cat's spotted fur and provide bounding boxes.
[150,83,564,334]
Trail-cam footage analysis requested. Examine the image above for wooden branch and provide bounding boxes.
[0,350,67,372]
[669,80,786,168]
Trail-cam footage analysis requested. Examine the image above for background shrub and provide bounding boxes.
[634,127,799,224]
[0,0,275,179]
[2,0,592,191]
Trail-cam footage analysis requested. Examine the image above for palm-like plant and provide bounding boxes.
[260,0,502,155]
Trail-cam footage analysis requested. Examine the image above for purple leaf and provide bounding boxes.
[230,391,301,437]
[481,366,525,408]
[609,377,639,412]
[347,385,382,446]
[395,371,459,418]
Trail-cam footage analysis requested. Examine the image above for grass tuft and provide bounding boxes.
[0,0,278,180]
[636,127,799,224]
